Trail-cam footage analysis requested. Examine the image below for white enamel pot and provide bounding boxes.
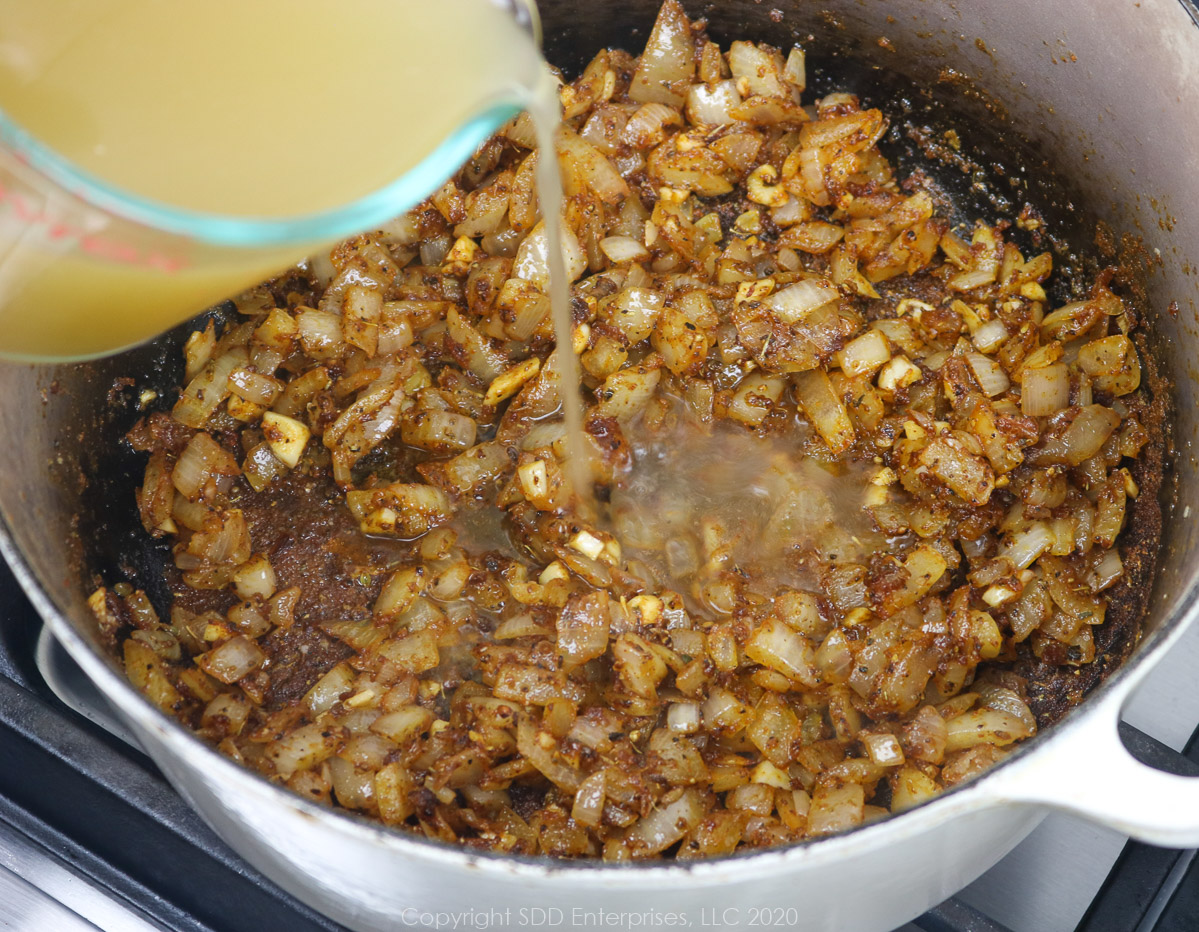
[3,0,1199,929]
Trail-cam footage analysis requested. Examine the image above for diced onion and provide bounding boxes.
[624,788,704,855]
[702,687,752,733]
[783,47,806,90]
[266,722,342,780]
[744,618,819,686]
[370,706,434,744]
[1001,522,1055,571]
[966,352,1010,397]
[861,733,905,767]
[629,0,695,106]
[304,662,355,715]
[199,635,265,685]
[1058,405,1122,466]
[836,330,891,377]
[228,367,282,406]
[815,629,854,683]
[685,81,742,125]
[972,318,1009,353]
[808,783,865,836]
[623,102,685,145]
[516,715,582,790]
[667,702,702,734]
[571,769,608,827]
[172,432,239,500]
[296,309,344,358]
[173,346,248,429]
[557,592,611,665]
[1088,549,1124,592]
[1021,363,1071,416]
[512,220,587,292]
[767,279,839,324]
[187,509,252,566]
[599,235,651,264]
[495,613,553,640]
[794,370,855,455]
[403,410,477,452]
[728,41,786,98]
[944,708,1034,752]
[556,127,630,204]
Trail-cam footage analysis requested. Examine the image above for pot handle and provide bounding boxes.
[987,701,1199,847]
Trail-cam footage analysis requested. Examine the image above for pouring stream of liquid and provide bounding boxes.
[528,87,595,512]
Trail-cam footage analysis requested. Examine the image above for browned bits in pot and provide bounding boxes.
[98,0,1160,859]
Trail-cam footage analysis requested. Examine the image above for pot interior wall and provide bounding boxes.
[2,0,1197,706]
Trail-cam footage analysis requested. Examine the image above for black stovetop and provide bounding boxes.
[1,555,1196,932]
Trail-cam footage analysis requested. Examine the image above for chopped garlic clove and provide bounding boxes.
[261,412,310,468]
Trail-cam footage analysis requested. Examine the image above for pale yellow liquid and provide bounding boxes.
[0,0,546,359]
[0,0,544,216]
[611,413,877,616]
[530,105,593,507]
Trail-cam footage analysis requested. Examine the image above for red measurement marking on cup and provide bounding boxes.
[0,181,189,272]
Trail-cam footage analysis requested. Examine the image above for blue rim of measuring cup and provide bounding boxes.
[0,102,522,249]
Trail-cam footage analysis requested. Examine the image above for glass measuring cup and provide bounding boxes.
[0,0,540,363]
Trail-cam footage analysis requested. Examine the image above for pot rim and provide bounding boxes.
[0,501,1191,882]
